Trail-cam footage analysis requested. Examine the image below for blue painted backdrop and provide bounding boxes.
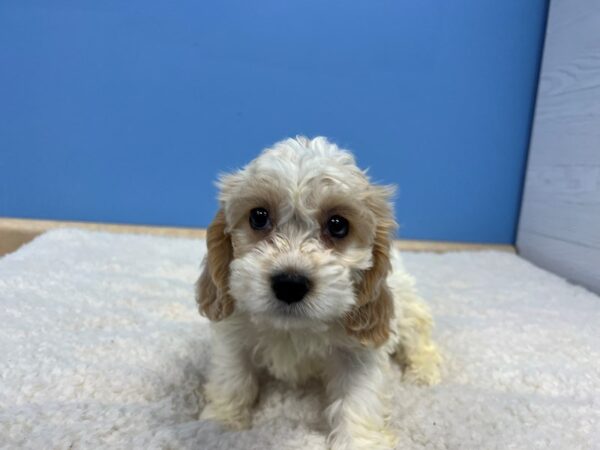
[0,0,548,243]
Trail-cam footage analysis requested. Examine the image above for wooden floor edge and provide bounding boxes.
[0,217,515,256]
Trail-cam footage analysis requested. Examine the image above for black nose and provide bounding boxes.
[271,272,311,304]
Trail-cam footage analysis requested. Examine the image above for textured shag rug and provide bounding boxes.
[1,229,599,449]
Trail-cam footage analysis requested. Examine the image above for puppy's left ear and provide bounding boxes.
[196,209,235,321]
[344,185,397,347]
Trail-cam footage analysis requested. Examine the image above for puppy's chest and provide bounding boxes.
[249,330,333,385]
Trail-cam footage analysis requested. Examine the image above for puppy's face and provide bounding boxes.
[197,137,396,345]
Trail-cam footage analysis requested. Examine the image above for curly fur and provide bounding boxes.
[196,136,441,449]
[196,209,234,321]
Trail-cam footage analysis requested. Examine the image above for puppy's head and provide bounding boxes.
[196,137,396,347]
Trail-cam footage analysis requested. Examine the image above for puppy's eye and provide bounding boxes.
[326,215,349,238]
[249,207,271,230]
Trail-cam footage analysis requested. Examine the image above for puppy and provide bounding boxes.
[196,136,441,449]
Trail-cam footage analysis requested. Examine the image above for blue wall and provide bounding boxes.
[0,0,548,243]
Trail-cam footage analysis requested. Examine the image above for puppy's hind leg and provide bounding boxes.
[391,278,441,385]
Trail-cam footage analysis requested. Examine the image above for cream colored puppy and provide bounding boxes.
[197,136,440,449]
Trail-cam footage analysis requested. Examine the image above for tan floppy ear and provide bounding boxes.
[344,187,397,347]
[195,209,235,321]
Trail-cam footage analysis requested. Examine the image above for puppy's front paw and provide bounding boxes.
[200,402,252,431]
[328,427,397,450]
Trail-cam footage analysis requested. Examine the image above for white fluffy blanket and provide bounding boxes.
[1,229,599,449]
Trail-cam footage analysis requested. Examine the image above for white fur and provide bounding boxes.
[200,137,441,449]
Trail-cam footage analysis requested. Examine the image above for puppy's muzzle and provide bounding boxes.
[270,272,311,304]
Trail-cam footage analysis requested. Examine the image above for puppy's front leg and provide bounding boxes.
[200,321,258,430]
[324,348,397,450]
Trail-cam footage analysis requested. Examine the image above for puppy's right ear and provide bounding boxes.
[196,209,235,321]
